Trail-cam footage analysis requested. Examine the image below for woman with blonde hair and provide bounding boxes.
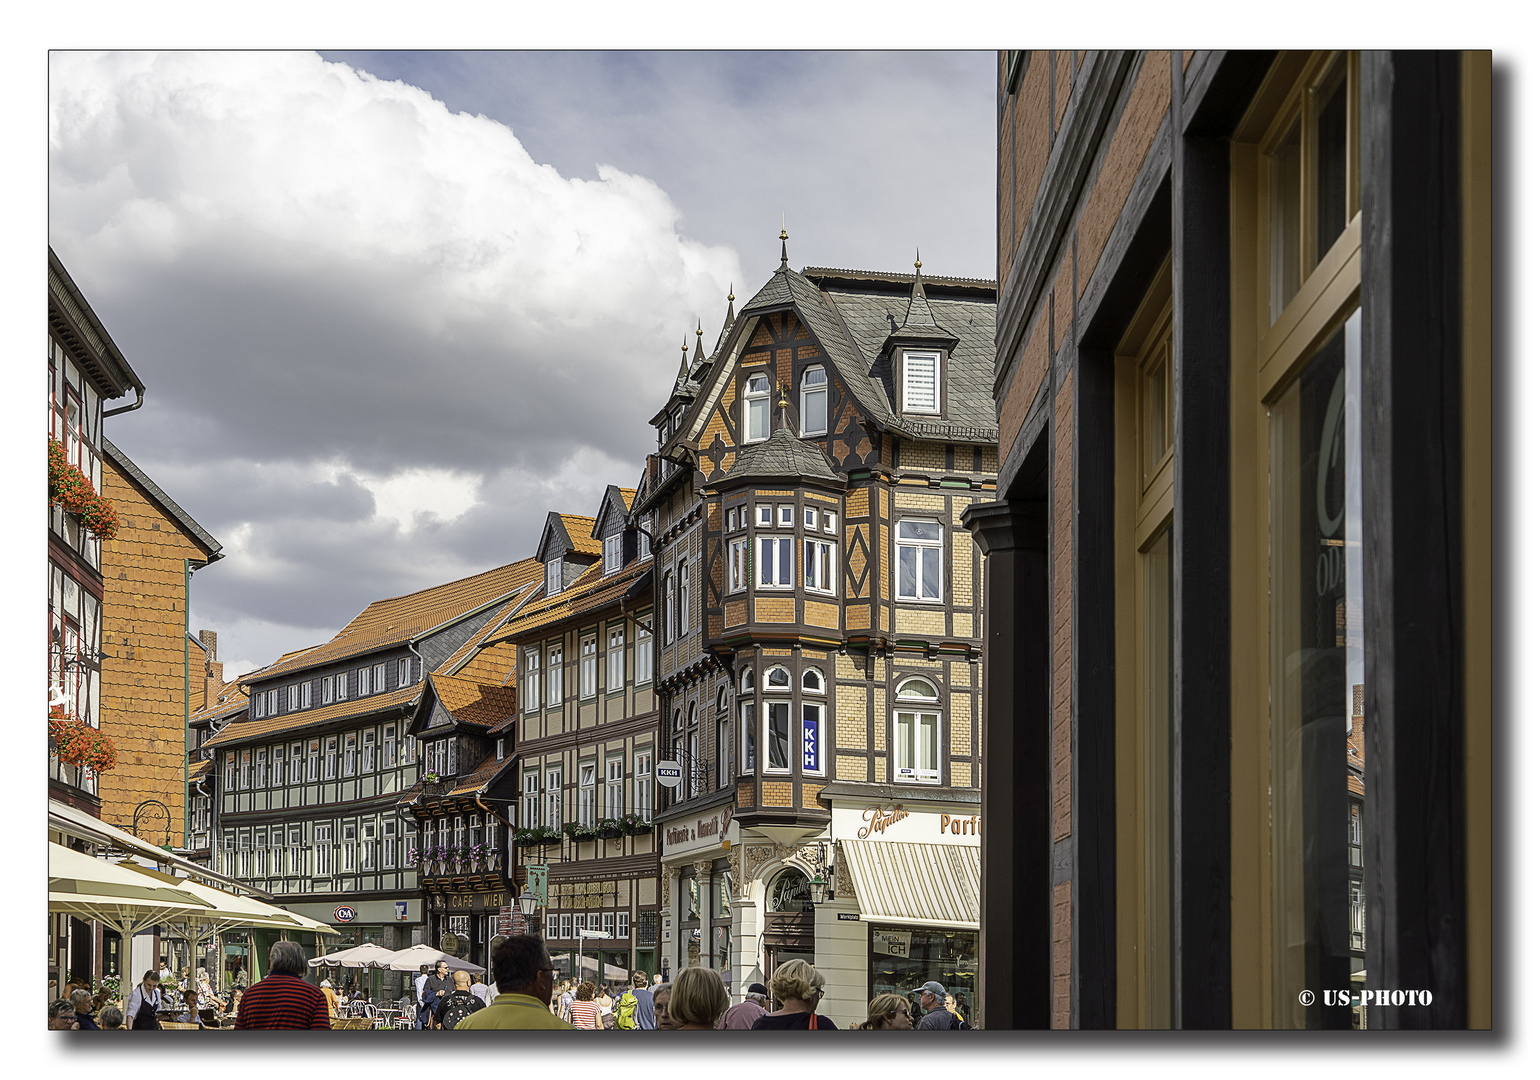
[668,967,730,1030]
[750,959,837,1029]
[858,993,913,1030]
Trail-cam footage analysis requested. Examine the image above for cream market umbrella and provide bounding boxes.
[49,842,212,937]
[309,943,396,968]
[117,863,306,934]
[378,943,485,974]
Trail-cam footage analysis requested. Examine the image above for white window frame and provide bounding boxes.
[803,537,836,594]
[314,825,332,877]
[559,913,573,939]
[382,818,397,870]
[322,676,334,705]
[803,506,818,530]
[580,635,598,699]
[824,510,837,535]
[764,701,792,774]
[522,770,540,829]
[374,662,386,693]
[287,825,302,875]
[399,657,411,686]
[589,913,602,933]
[634,750,653,823]
[546,557,563,596]
[525,649,541,712]
[896,519,945,602]
[800,365,828,436]
[729,537,749,593]
[288,684,300,710]
[663,570,675,645]
[341,822,357,873]
[717,712,731,789]
[764,665,791,692]
[901,350,942,414]
[343,732,357,777]
[740,702,756,776]
[778,504,794,528]
[547,913,561,938]
[636,617,653,684]
[254,748,266,788]
[301,681,312,708]
[603,534,623,575]
[253,829,267,877]
[360,819,377,870]
[363,729,376,772]
[325,736,337,780]
[743,373,771,443]
[607,626,625,691]
[801,701,826,776]
[547,645,563,706]
[803,667,826,694]
[267,689,278,715]
[224,752,236,791]
[603,911,616,938]
[254,692,265,719]
[605,755,625,819]
[755,504,772,528]
[638,515,652,558]
[757,534,793,589]
[307,740,320,782]
[676,561,690,637]
[618,911,631,938]
[335,673,347,701]
[544,767,562,829]
[894,676,942,784]
[240,749,251,790]
[383,727,396,768]
[579,762,597,827]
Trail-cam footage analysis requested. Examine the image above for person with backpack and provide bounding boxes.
[437,971,486,1030]
[614,970,655,1030]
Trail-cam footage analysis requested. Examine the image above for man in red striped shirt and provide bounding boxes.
[235,941,332,1030]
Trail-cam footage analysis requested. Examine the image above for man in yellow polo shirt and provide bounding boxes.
[455,935,574,1030]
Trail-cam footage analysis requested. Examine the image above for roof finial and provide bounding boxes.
[776,382,792,429]
[728,284,735,303]
[915,248,923,272]
[779,216,789,270]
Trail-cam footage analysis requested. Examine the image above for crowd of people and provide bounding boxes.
[50,935,974,1032]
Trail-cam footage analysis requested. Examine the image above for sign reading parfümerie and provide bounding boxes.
[830,803,982,846]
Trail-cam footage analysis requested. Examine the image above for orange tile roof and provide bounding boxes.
[242,558,542,684]
[187,759,213,782]
[191,677,249,724]
[478,557,654,647]
[435,585,541,675]
[618,488,637,512]
[455,640,521,687]
[560,515,602,557]
[429,673,520,729]
[204,683,420,749]
[397,752,515,805]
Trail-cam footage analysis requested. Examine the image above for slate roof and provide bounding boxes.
[735,264,999,445]
[721,423,841,486]
[103,438,223,559]
[241,559,542,684]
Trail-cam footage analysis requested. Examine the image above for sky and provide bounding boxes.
[46,50,996,678]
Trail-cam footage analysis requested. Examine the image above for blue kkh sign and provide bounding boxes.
[802,716,819,771]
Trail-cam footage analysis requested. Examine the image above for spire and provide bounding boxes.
[779,217,789,271]
[901,248,938,329]
[692,318,706,363]
[676,337,689,382]
[713,286,736,354]
[776,382,791,430]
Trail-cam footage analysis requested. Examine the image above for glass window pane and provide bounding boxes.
[767,703,790,770]
[899,520,942,541]
[896,712,914,773]
[776,537,792,585]
[921,547,941,599]
[1313,60,1349,267]
[898,546,918,598]
[1269,117,1303,323]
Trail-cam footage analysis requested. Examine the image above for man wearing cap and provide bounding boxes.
[716,982,770,1030]
[915,982,957,1029]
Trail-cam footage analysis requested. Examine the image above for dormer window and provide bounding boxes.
[800,366,827,436]
[603,534,622,575]
[901,351,942,414]
[744,373,771,442]
[546,558,563,596]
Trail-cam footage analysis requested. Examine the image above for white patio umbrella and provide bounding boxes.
[309,943,397,968]
[48,842,212,937]
[378,943,485,974]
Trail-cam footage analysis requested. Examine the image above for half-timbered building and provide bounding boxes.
[202,559,541,995]
[475,491,662,982]
[638,242,997,1028]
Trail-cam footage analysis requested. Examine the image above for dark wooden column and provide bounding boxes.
[963,498,1051,1030]
[1359,50,1467,1030]
[1170,58,1233,1030]
[1070,349,1117,1028]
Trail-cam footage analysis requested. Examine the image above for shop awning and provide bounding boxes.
[841,840,980,930]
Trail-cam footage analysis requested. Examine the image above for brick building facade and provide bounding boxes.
[966,50,1490,1030]
[98,438,223,844]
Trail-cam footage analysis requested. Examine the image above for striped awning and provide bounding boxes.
[841,840,980,930]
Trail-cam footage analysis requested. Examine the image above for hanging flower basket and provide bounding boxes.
[48,438,119,541]
[516,827,562,848]
[49,709,117,772]
[563,822,599,843]
[596,818,625,840]
[620,813,652,835]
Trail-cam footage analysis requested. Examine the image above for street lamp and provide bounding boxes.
[517,886,540,934]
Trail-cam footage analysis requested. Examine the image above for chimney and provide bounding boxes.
[199,630,218,660]
[205,660,225,710]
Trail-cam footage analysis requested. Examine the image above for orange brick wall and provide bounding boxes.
[1077,52,1172,301]
[1014,51,1053,268]
[98,458,217,843]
